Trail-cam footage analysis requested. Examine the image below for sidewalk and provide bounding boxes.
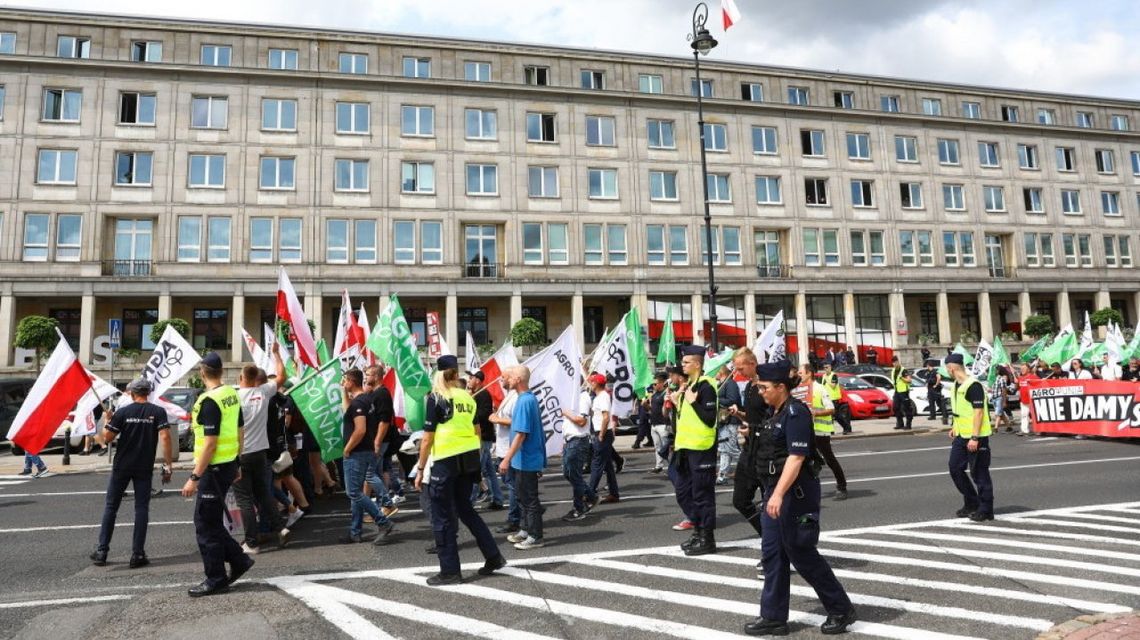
[0,447,198,475]
[1039,613,1140,640]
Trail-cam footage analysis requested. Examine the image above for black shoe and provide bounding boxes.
[954,506,977,518]
[373,522,394,546]
[744,618,789,636]
[562,509,587,522]
[684,528,717,556]
[834,490,848,501]
[615,457,625,473]
[584,496,600,513]
[487,502,505,511]
[892,426,904,430]
[494,523,520,534]
[680,528,700,551]
[631,443,642,449]
[151,487,164,497]
[128,553,149,569]
[426,573,463,586]
[425,545,437,554]
[188,581,230,597]
[821,608,858,635]
[477,555,506,576]
[339,533,364,544]
[968,511,994,522]
[228,557,254,585]
[17,469,32,476]
[89,549,108,566]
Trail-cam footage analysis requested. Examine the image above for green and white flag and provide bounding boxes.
[939,342,976,378]
[1123,323,1140,361]
[366,295,432,431]
[987,337,1010,386]
[1019,334,1050,363]
[623,307,654,395]
[595,309,654,418]
[703,347,736,375]
[656,305,676,365]
[1037,330,1078,366]
[286,359,344,463]
[968,340,994,380]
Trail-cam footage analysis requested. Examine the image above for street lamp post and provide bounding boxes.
[689,3,720,352]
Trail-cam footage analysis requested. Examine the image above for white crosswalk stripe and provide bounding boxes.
[269,500,1140,640]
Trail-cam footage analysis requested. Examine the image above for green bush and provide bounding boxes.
[1023,314,1054,338]
[510,317,546,347]
[958,329,979,345]
[14,315,59,371]
[1090,307,1124,329]
[149,318,191,345]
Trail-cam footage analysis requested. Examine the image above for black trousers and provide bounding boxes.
[833,402,852,433]
[194,461,249,588]
[893,393,913,428]
[232,450,284,545]
[671,446,717,529]
[732,454,764,535]
[515,470,543,540]
[928,391,948,422]
[813,434,847,491]
[96,468,152,555]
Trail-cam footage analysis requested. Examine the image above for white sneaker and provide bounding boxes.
[241,542,260,555]
[506,530,529,544]
[286,509,304,528]
[514,536,545,550]
[278,527,291,548]
[392,495,406,505]
[33,469,51,478]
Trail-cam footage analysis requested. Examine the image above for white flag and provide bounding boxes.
[140,324,201,399]
[71,372,119,437]
[968,340,994,379]
[333,290,353,357]
[1078,311,1094,357]
[438,335,453,357]
[1107,322,1126,364]
[752,310,786,363]
[241,327,270,370]
[594,312,639,419]
[466,331,482,373]
[521,326,583,456]
[586,326,611,373]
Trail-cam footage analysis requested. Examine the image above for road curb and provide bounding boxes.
[1036,612,1139,640]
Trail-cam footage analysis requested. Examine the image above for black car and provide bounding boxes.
[0,378,35,454]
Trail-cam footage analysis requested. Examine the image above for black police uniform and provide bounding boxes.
[926,367,947,423]
[731,379,768,535]
[671,374,719,554]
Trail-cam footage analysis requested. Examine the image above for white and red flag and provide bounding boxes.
[276,267,319,369]
[722,0,741,30]
[381,366,407,429]
[333,290,367,370]
[358,302,375,366]
[466,331,482,373]
[8,334,93,455]
[479,341,520,409]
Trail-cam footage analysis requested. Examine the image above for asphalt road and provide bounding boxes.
[1,430,1138,640]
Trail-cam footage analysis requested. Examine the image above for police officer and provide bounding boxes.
[890,356,913,430]
[945,353,995,522]
[182,352,253,597]
[670,344,719,556]
[925,359,948,424]
[744,361,857,637]
[821,363,851,434]
[800,363,848,501]
[414,355,506,585]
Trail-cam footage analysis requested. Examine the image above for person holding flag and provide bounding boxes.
[671,344,720,556]
[338,368,395,546]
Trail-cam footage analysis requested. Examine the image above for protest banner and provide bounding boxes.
[1027,379,1140,438]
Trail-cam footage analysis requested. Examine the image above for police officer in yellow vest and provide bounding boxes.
[890,356,914,430]
[800,363,848,501]
[945,353,994,521]
[414,355,505,586]
[670,344,720,556]
[821,363,851,434]
[181,352,253,597]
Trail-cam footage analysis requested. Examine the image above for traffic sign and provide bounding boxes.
[108,319,122,350]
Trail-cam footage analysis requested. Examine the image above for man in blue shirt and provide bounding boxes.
[498,365,546,550]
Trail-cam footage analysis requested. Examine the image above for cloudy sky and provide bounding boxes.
[16,0,1140,100]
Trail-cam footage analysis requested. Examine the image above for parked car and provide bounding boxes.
[831,374,893,419]
[0,378,35,454]
[859,370,950,416]
[160,387,200,452]
[835,364,888,376]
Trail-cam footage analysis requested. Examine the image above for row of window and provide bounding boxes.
[30,33,1134,132]
[11,212,1134,271]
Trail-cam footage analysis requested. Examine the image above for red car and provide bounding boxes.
[815,373,893,419]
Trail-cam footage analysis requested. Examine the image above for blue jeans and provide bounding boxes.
[501,466,521,526]
[367,444,394,508]
[470,441,504,504]
[561,437,595,512]
[23,453,45,472]
[344,451,389,536]
[589,432,619,497]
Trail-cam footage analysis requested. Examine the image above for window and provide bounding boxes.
[548,223,568,265]
[522,223,568,265]
[1023,187,1044,213]
[1102,191,1121,216]
[585,115,616,146]
[464,61,491,82]
[1062,234,1078,267]
[401,161,435,194]
[922,98,942,116]
[523,222,544,265]
[114,151,153,186]
[802,228,839,267]
[978,141,999,167]
[703,123,727,151]
[1056,146,1076,171]
[0,32,14,54]
[670,225,690,265]
[192,309,228,350]
[354,219,377,263]
[584,224,603,265]
[526,112,556,142]
[465,163,498,195]
[117,92,156,126]
[984,234,1006,276]
[278,218,302,262]
[706,174,731,203]
[22,213,49,261]
[259,156,295,190]
[587,168,618,199]
[1061,189,1081,214]
[943,231,976,267]
[880,95,900,113]
[900,230,916,266]
[190,96,227,129]
[754,230,782,269]
[57,36,90,59]
[691,78,713,97]
[1017,144,1039,169]
[131,41,162,62]
[900,182,923,209]
[849,230,886,267]
[741,82,763,101]
[458,308,490,344]
[393,221,414,264]
[646,224,689,266]
[188,154,225,188]
[850,230,867,266]
[833,91,854,109]
[850,180,874,207]
[335,102,369,134]
[528,166,559,198]
[524,66,549,86]
[787,86,809,105]
[339,52,367,74]
[402,56,430,78]
[1039,233,1055,267]
[805,178,829,206]
[465,108,497,140]
[249,217,274,262]
[268,48,297,70]
[207,216,231,262]
[55,214,82,261]
[393,220,443,264]
[401,105,434,136]
[1095,149,1115,174]
[42,89,82,122]
[846,133,871,160]
[1078,234,1093,267]
[111,220,153,275]
[895,135,918,162]
[701,226,742,265]
[1132,151,1140,176]
[326,219,348,263]
[822,230,840,266]
[200,44,231,67]
[333,159,369,192]
[1076,111,1093,128]
[960,232,977,266]
[961,101,981,119]
[581,70,605,90]
[177,217,201,262]
[639,74,663,94]
[607,224,628,265]
[983,185,1006,212]
[1024,232,1040,267]
[647,119,675,149]
[752,126,777,154]
[1120,236,1133,267]
[1001,105,1019,122]
[801,129,825,156]
[1036,108,1055,125]
[1111,115,1130,131]
[649,170,678,200]
[943,184,965,210]
[36,149,77,184]
[1105,235,1119,268]
[917,230,934,265]
[937,138,960,165]
[261,98,297,131]
[755,176,781,204]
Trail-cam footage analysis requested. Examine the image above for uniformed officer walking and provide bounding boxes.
[944,353,995,521]
[821,364,851,434]
[181,352,254,597]
[744,361,857,637]
[890,356,914,430]
[415,355,506,585]
[800,363,848,501]
[670,344,720,556]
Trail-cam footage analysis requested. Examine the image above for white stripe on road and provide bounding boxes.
[1006,517,1140,535]
[1045,511,1140,525]
[0,521,192,533]
[0,595,132,609]
[270,582,397,640]
[835,445,950,458]
[935,522,1140,547]
[829,455,1140,486]
[0,480,31,486]
[869,529,1140,562]
[1110,507,1140,515]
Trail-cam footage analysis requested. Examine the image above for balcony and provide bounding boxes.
[464,262,499,278]
[988,264,1015,279]
[757,264,793,279]
[102,259,152,277]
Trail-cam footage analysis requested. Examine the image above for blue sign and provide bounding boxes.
[108,319,122,350]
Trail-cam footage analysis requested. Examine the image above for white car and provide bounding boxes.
[858,370,949,416]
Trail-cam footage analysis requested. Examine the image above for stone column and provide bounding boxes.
[1018,290,1032,339]
[1057,289,1072,329]
[978,290,994,343]
[571,291,585,351]
[158,294,172,322]
[1095,289,1112,339]
[509,291,523,329]
[794,291,808,363]
[843,292,858,359]
[743,292,757,348]
[887,291,904,351]
[0,293,14,367]
[936,290,952,345]
[691,292,704,346]
[446,292,459,353]
[231,291,245,363]
[79,292,95,365]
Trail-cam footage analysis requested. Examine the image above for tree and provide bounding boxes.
[1090,307,1124,329]
[510,318,546,349]
[149,318,191,346]
[1023,314,1054,339]
[14,315,59,373]
[275,318,316,340]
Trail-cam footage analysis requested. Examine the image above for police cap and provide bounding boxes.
[437,354,459,371]
[679,345,706,358]
[945,353,965,365]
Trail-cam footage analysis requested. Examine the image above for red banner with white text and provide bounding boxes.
[1027,379,1140,438]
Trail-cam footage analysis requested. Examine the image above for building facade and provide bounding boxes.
[0,8,1137,370]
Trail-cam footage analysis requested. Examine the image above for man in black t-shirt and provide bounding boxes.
[363,365,399,517]
[340,368,394,545]
[468,371,503,509]
[90,378,172,568]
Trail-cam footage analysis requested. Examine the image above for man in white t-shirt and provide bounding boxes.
[488,369,521,534]
[560,385,598,520]
[1100,354,1122,381]
[1069,358,1094,380]
[233,346,289,554]
[586,374,620,503]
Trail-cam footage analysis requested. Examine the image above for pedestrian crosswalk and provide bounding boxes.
[270,500,1140,640]
[0,474,35,487]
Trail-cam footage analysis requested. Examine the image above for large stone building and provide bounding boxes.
[0,7,1136,370]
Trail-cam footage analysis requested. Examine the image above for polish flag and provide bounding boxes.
[381,367,406,429]
[8,335,93,455]
[722,0,741,30]
[276,267,319,369]
[333,290,353,358]
[479,341,519,409]
[358,302,375,366]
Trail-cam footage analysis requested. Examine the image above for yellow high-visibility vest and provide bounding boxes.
[431,389,481,460]
[952,377,992,438]
[675,376,718,451]
[192,385,241,464]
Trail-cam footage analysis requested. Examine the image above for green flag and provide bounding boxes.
[939,343,975,379]
[1019,334,1050,363]
[987,337,1010,386]
[366,295,432,431]
[1037,331,1078,366]
[656,305,675,365]
[1081,342,1107,366]
[703,347,735,375]
[1124,331,1140,361]
[622,308,654,397]
[276,323,299,381]
[286,359,344,463]
[316,339,332,368]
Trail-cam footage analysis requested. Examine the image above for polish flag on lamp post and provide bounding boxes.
[722,0,741,30]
